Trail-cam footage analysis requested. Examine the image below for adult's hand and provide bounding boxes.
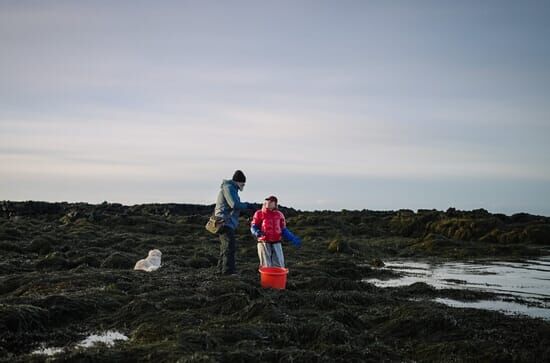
[246,203,260,217]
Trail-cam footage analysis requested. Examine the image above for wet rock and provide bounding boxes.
[0,226,22,241]
[0,241,22,253]
[412,233,459,253]
[6,201,65,217]
[327,239,352,253]
[28,238,53,254]
[101,252,135,269]
[395,282,436,296]
[390,209,440,237]
[238,301,284,322]
[498,230,526,244]
[73,255,102,268]
[185,256,214,269]
[35,295,97,324]
[479,229,500,243]
[87,209,103,223]
[1,200,13,218]
[524,224,550,245]
[59,210,80,224]
[510,213,542,224]
[179,330,220,353]
[180,214,208,224]
[131,322,176,344]
[0,303,49,333]
[36,252,72,270]
[376,305,458,339]
[370,258,385,267]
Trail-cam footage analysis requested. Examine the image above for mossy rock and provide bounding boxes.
[131,322,176,343]
[35,295,97,324]
[498,230,526,244]
[425,217,505,242]
[28,238,53,254]
[36,252,72,270]
[412,234,459,252]
[524,224,550,245]
[370,258,385,268]
[101,252,135,269]
[479,229,500,243]
[73,255,102,268]
[185,256,214,268]
[0,227,21,241]
[59,210,80,224]
[0,241,22,253]
[327,239,352,253]
[0,303,49,333]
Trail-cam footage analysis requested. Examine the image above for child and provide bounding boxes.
[250,195,301,268]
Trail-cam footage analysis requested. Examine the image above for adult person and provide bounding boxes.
[214,170,254,275]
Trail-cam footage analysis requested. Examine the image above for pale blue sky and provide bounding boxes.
[1,1,549,215]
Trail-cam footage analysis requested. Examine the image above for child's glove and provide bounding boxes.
[250,224,263,238]
[291,236,302,248]
[282,228,301,248]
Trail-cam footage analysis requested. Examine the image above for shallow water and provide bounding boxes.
[365,256,550,320]
[434,298,550,320]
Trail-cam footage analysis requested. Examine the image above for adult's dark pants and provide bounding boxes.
[218,226,237,274]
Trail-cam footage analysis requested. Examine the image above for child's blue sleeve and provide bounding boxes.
[282,228,301,247]
[251,224,263,238]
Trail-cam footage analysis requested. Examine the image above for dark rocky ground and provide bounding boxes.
[1,201,549,362]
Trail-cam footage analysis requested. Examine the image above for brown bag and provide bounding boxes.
[205,215,225,234]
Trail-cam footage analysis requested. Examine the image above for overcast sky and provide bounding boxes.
[1,0,549,215]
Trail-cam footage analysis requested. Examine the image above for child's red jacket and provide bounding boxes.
[251,207,286,243]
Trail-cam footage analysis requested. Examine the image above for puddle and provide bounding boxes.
[364,256,550,319]
[31,330,128,356]
[434,298,550,320]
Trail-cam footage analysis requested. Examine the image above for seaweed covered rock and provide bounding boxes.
[409,234,461,254]
[370,258,385,268]
[59,210,81,224]
[327,239,352,253]
[28,236,54,254]
[424,216,504,241]
[101,252,135,269]
[1,200,550,361]
[387,207,550,246]
[0,303,49,333]
[524,224,550,245]
[36,252,73,270]
[0,241,22,253]
[390,209,440,237]
[185,255,215,269]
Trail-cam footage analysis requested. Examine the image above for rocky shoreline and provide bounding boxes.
[1,201,549,362]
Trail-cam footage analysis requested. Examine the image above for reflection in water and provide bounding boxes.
[364,256,550,320]
[434,298,550,320]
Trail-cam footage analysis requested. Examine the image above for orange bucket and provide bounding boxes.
[258,267,289,289]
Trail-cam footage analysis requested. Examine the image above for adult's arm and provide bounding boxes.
[222,183,249,210]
